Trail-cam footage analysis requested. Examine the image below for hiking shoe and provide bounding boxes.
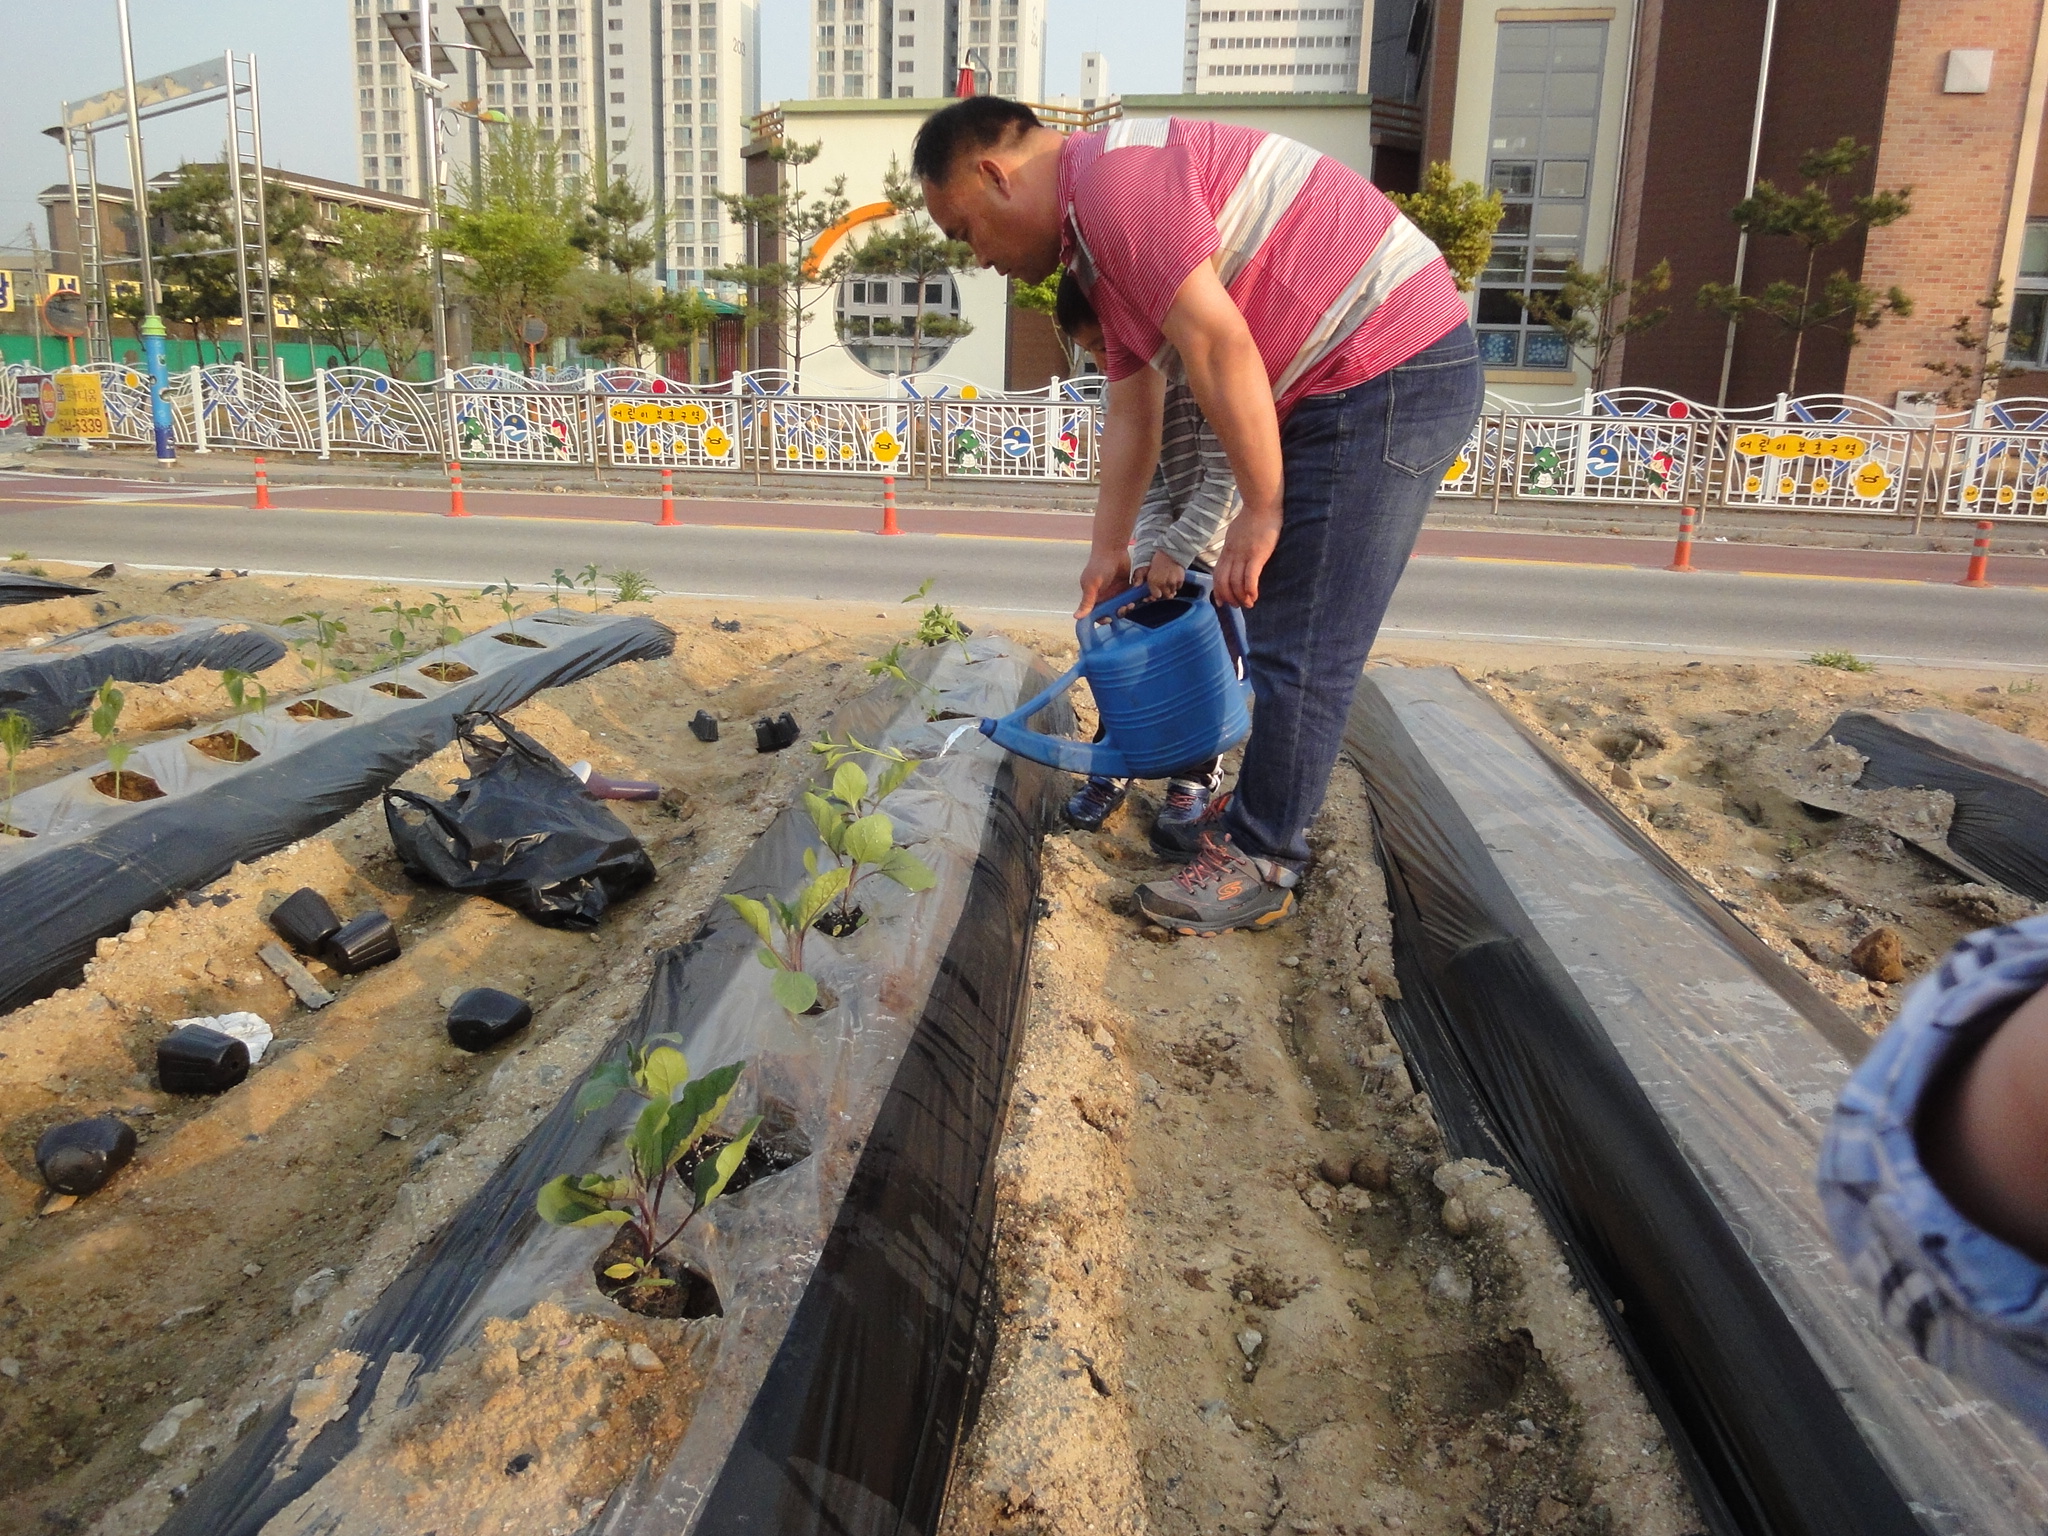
[1149,779,1224,861]
[1136,832,1298,935]
[1064,776,1128,832]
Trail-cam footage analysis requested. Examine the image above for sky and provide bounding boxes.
[0,0,1185,256]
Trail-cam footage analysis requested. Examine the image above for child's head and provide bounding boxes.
[1055,270,1104,365]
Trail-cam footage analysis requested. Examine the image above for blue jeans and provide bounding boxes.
[1223,324,1483,868]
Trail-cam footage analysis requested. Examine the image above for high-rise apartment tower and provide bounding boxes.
[346,0,760,291]
[1182,3,1369,93]
[810,0,1045,102]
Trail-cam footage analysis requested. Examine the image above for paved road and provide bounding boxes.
[4,472,2045,669]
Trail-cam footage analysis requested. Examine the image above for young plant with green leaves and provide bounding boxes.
[609,569,655,605]
[372,597,430,665]
[220,668,270,756]
[480,579,527,635]
[548,567,576,609]
[535,1039,761,1305]
[803,742,935,930]
[724,863,850,1017]
[91,679,131,797]
[426,593,465,664]
[283,610,351,685]
[1,709,30,834]
[1516,259,1674,388]
[903,576,971,654]
[578,563,603,612]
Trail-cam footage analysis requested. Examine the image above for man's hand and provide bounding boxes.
[1212,510,1282,608]
[1075,545,1133,619]
[1141,551,1186,599]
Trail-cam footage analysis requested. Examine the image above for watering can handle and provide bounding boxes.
[1077,568,1226,650]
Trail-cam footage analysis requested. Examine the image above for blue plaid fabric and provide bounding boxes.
[1819,913,2048,1441]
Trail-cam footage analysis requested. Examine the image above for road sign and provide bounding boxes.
[43,291,89,338]
[17,375,56,437]
[0,271,13,314]
[46,273,81,297]
[520,315,549,345]
[51,373,108,438]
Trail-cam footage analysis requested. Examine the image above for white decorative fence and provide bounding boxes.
[6,360,2048,521]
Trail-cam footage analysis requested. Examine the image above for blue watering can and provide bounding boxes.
[979,570,1252,778]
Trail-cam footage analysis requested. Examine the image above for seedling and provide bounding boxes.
[283,610,351,685]
[91,679,131,797]
[372,598,430,666]
[6,551,28,562]
[578,563,603,611]
[803,741,935,929]
[427,592,465,663]
[220,668,269,757]
[1,709,30,834]
[548,567,575,609]
[610,569,655,605]
[1809,649,1875,673]
[904,577,971,654]
[536,1039,761,1310]
[2011,677,2041,695]
[725,863,849,1016]
[481,579,527,635]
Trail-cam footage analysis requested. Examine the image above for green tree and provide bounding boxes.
[712,140,851,381]
[1010,271,1086,375]
[1390,162,1503,292]
[439,122,585,355]
[1517,259,1673,387]
[843,157,976,374]
[1697,137,1913,397]
[298,208,434,378]
[571,174,663,277]
[1921,280,2028,409]
[143,164,319,365]
[578,284,719,369]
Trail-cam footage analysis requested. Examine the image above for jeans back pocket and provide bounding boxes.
[1383,332,1484,478]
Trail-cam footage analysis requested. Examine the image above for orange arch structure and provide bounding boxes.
[803,201,896,278]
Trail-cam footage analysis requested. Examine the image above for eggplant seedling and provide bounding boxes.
[724,863,849,1016]
[90,680,139,798]
[1,708,30,834]
[536,1040,761,1312]
[804,736,935,929]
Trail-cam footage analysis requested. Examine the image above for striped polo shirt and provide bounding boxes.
[1058,117,1467,422]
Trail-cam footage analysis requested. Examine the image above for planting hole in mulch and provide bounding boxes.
[678,1119,812,1202]
[0,823,33,839]
[420,662,479,684]
[593,1228,722,1319]
[929,710,975,721]
[813,905,864,938]
[189,732,262,763]
[495,632,547,649]
[371,682,427,699]
[90,771,166,801]
[286,699,353,721]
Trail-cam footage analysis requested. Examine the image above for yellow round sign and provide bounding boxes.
[702,424,733,458]
[1442,455,1470,484]
[960,385,979,400]
[871,428,904,463]
[1850,460,1892,500]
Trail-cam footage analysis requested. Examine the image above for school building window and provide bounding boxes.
[2009,221,2048,368]
[1474,20,1605,372]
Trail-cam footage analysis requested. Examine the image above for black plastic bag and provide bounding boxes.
[383,712,654,929]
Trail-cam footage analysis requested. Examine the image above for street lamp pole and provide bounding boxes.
[114,0,175,464]
[418,7,453,377]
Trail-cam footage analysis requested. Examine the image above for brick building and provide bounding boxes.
[1374,0,2048,409]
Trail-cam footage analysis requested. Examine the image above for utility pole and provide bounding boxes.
[115,0,176,463]
[418,6,453,377]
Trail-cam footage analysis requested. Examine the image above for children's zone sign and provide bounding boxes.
[604,398,735,462]
[1730,429,1893,501]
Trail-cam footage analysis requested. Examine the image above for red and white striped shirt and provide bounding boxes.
[1058,118,1468,422]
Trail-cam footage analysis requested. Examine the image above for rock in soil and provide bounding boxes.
[1849,926,1909,984]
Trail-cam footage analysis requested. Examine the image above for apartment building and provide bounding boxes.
[345,0,760,291]
[1182,4,1369,94]
[1378,0,2048,409]
[810,0,1046,101]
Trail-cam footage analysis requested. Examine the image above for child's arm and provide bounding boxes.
[1153,418,1241,573]
[1131,463,1175,579]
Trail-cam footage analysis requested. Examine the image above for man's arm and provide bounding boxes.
[1076,367,1165,618]
[1161,262,1283,607]
[1919,983,2048,1263]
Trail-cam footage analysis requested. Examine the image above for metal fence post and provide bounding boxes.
[190,365,208,454]
[314,368,331,461]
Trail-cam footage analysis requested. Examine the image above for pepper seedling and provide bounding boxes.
[0,708,30,833]
[283,610,351,687]
[724,862,849,1016]
[480,579,526,636]
[578,563,603,612]
[548,567,575,610]
[535,1039,761,1307]
[803,737,935,928]
[426,592,465,665]
[91,679,130,798]
[220,668,269,758]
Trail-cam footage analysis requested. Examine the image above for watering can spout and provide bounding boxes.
[978,711,1130,777]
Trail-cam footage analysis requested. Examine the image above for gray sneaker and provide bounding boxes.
[1136,832,1298,935]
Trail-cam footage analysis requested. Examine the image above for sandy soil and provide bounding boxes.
[0,562,1068,1536]
[4,552,2043,1536]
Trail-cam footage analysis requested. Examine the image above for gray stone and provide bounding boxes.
[409,1133,454,1170]
[291,1268,339,1315]
[1235,1329,1263,1359]
[626,1342,664,1373]
[141,1398,206,1455]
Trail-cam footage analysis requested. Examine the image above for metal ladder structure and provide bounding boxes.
[225,53,276,377]
[58,119,114,364]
